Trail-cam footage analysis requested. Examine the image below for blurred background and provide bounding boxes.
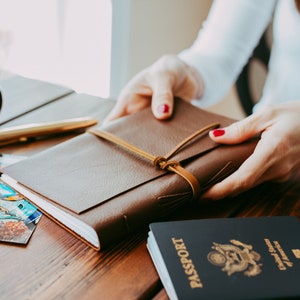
[0,0,246,118]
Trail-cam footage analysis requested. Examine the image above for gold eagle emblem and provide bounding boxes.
[207,239,262,277]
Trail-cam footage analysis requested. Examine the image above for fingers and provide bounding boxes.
[103,71,152,124]
[203,121,286,200]
[201,151,267,200]
[103,101,127,125]
[209,110,272,144]
[104,55,204,123]
[203,112,274,200]
[104,74,175,123]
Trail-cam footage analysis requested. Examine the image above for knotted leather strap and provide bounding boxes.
[88,122,219,200]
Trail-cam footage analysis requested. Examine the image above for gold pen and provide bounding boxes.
[0,116,98,146]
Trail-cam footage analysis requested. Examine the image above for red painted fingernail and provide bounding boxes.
[157,104,170,114]
[212,129,225,137]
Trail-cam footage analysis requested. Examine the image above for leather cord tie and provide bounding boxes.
[88,122,219,201]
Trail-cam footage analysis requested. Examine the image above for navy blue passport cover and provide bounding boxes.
[148,216,300,300]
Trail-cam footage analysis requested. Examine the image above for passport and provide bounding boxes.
[147,216,300,300]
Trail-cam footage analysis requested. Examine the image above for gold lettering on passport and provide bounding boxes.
[171,238,203,288]
[264,238,294,270]
[207,239,262,277]
[292,249,300,259]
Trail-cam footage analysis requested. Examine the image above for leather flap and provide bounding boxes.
[3,99,234,214]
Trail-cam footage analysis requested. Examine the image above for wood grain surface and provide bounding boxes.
[1,76,299,300]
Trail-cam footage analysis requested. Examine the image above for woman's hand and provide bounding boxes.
[103,55,203,123]
[203,102,300,200]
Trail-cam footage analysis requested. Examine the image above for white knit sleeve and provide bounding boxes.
[179,0,276,107]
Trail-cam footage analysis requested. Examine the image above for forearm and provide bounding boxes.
[179,0,276,107]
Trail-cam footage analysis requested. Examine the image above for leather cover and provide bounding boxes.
[2,99,258,250]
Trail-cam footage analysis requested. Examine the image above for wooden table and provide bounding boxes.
[1,75,300,300]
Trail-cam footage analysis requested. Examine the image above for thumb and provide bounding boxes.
[102,103,126,125]
[209,114,263,144]
[151,73,175,120]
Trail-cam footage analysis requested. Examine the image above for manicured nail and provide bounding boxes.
[211,129,225,137]
[157,104,170,115]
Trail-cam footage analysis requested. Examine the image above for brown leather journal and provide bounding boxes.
[1,99,257,250]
